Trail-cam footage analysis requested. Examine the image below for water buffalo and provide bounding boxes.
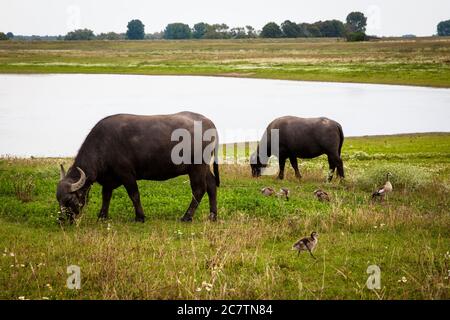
[57,111,220,223]
[250,116,344,181]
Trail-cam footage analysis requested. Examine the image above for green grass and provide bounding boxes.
[0,133,449,299]
[1,37,450,87]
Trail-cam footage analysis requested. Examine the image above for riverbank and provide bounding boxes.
[1,38,450,88]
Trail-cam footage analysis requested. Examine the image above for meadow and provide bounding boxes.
[0,133,449,299]
[1,37,450,87]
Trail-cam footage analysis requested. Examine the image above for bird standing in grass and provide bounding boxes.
[293,232,319,259]
[261,187,275,196]
[314,189,330,202]
[371,172,393,202]
[277,188,290,200]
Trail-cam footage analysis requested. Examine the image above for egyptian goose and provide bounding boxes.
[277,188,290,200]
[314,189,330,202]
[293,232,319,259]
[261,187,275,196]
[371,172,393,202]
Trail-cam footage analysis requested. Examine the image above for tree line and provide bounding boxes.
[59,12,369,42]
[2,16,450,42]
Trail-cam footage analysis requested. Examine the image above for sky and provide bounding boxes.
[1,0,449,37]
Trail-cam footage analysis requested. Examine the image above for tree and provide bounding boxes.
[6,32,14,39]
[245,25,257,38]
[204,24,230,39]
[301,23,321,37]
[317,20,346,37]
[126,19,145,40]
[281,20,302,38]
[193,22,208,39]
[64,29,95,40]
[229,27,246,39]
[346,12,367,33]
[0,32,8,40]
[437,20,450,36]
[164,23,191,39]
[260,22,283,38]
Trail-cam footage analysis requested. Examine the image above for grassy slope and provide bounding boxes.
[0,133,449,299]
[1,38,450,87]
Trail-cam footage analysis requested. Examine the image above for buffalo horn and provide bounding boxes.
[60,164,66,181]
[69,167,86,192]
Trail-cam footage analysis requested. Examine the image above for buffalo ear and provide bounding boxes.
[59,164,66,181]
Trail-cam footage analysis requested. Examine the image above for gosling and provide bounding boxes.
[277,188,290,201]
[293,232,319,259]
[261,187,275,196]
[371,172,393,202]
[314,189,330,202]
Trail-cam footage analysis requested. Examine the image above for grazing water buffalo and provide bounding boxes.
[250,116,344,181]
[57,111,220,223]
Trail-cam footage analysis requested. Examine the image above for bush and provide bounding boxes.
[350,151,371,160]
[346,32,367,42]
[164,23,192,39]
[97,32,123,40]
[65,29,95,40]
[356,164,432,192]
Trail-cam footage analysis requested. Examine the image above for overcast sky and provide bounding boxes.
[1,0,449,37]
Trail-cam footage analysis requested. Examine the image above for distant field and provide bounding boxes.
[1,37,450,87]
[0,133,449,299]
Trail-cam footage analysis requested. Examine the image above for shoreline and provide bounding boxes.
[1,69,450,89]
[1,132,449,160]
[1,37,449,88]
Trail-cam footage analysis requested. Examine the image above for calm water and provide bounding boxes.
[0,74,449,157]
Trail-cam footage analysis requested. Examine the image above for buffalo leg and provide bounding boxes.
[327,155,337,182]
[277,156,287,180]
[328,154,344,181]
[123,181,145,222]
[181,169,206,222]
[98,186,113,220]
[206,171,217,222]
[289,156,302,179]
[336,157,345,179]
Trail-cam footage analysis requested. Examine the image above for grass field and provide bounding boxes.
[1,37,450,87]
[0,133,449,300]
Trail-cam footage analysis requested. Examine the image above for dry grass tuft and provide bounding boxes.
[12,174,35,203]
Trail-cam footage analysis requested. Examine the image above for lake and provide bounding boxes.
[0,74,449,157]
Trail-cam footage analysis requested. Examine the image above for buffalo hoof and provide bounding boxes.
[97,215,109,222]
[209,212,217,222]
[135,216,145,223]
[180,216,193,222]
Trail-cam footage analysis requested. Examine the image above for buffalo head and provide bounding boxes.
[56,165,89,222]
